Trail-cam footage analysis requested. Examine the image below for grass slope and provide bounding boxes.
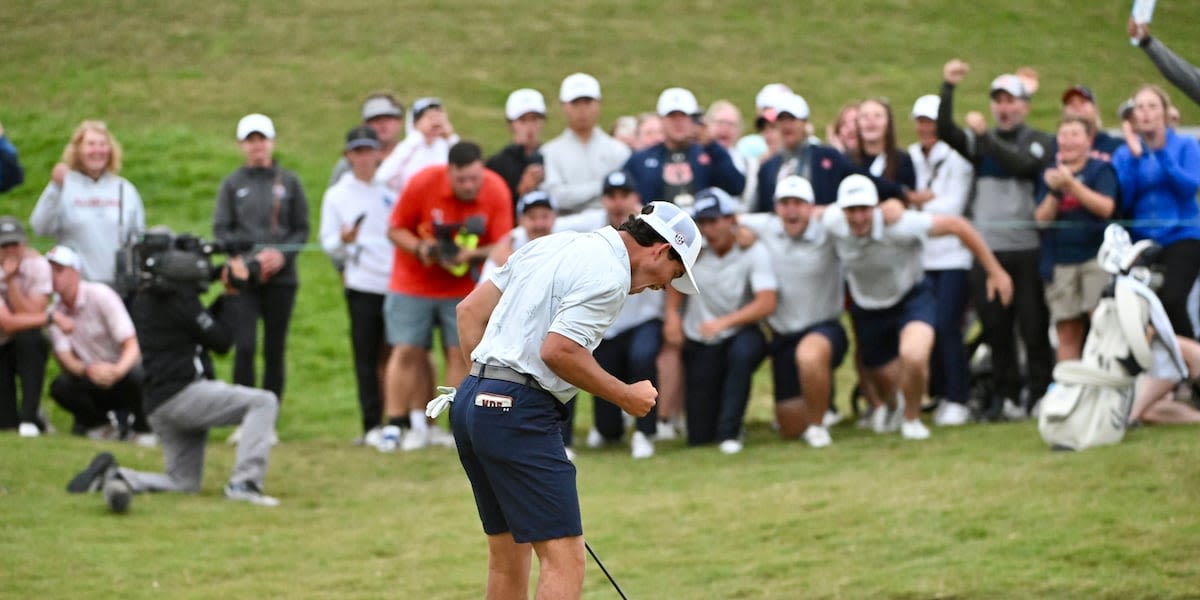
[1,1,1200,597]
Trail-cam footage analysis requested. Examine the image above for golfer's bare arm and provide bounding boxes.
[456,281,502,364]
[542,333,650,416]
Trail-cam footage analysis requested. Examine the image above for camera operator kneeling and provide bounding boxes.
[67,257,281,511]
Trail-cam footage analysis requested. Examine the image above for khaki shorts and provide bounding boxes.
[1045,260,1109,322]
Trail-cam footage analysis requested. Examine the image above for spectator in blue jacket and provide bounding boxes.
[755,94,905,211]
[623,87,745,207]
[0,121,23,194]
[1112,84,1200,339]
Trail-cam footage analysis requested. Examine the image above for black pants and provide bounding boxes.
[592,319,661,441]
[0,330,48,428]
[50,366,149,434]
[1157,239,1200,340]
[970,249,1053,407]
[345,288,385,432]
[228,284,297,401]
[683,326,768,445]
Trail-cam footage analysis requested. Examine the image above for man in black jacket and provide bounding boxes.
[66,258,281,511]
[486,88,547,220]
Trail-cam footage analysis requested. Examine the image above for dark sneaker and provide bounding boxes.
[103,474,133,514]
[67,452,117,493]
[224,481,280,507]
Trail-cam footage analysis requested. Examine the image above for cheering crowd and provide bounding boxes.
[2,21,1200,511]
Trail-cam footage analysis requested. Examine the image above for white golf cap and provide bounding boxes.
[559,73,601,102]
[236,113,275,141]
[836,174,879,208]
[774,94,810,120]
[45,245,82,271]
[774,175,815,203]
[505,88,547,120]
[361,96,403,121]
[656,87,699,117]
[755,83,793,111]
[990,74,1029,100]
[911,94,940,120]
[637,201,702,295]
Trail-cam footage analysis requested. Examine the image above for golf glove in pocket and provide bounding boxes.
[426,386,456,418]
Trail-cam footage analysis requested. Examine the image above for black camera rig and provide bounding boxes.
[114,230,259,296]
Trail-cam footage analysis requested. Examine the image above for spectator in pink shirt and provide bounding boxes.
[46,245,152,444]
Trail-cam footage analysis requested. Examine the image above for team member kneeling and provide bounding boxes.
[822,174,1013,440]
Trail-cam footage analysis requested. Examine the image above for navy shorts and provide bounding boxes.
[850,280,936,369]
[769,320,849,402]
[449,374,580,543]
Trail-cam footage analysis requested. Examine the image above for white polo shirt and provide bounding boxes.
[909,141,974,271]
[682,242,776,344]
[473,227,630,403]
[823,207,932,310]
[739,213,843,333]
[553,209,664,338]
[319,172,395,295]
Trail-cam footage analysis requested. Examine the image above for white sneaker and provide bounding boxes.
[401,427,430,451]
[224,481,280,507]
[357,426,384,448]
[1002,398,1027,421]
[718,439,743,455]
[377,425,402,452]
[130,432,159,448]
[822,410,843,428]
[900,418,931,440]
[870,405,890,434]
[586,427,605,449]
[18,422,39,438]
[934,402,970,426]
[655,420,678,440]
[630,431,654,459]
[886,396,905,432]
[429,427,456,448]
[802,425,832,448]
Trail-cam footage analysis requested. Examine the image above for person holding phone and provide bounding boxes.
[319,126,396,447]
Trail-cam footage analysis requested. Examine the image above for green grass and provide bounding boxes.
[2,0,1200,598]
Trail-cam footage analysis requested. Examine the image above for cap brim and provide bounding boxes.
[345,140,381,151]
[0,234,24,245]
[672,265,700,295]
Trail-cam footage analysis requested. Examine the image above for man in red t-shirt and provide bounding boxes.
[381,141,513,451]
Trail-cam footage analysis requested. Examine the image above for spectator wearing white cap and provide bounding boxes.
[486,88,548,217]
[756,93,906,213]
[822,175,1013,440]
[30,120,144,286]
[667,188,776,454]
[938,59,1056,420]
[736,83,792,162]
[213,113,310,411]
[737,176,861,447]
[319,125,396,447]
[0,215,53,437]
[378,97,460,196]
[328,92,406,187]
[45,244,151,443]
[907,94,976,426]
[540,72,631,215]
[624,87,746,210]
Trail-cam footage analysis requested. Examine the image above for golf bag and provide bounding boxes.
[1038,226,1188,451]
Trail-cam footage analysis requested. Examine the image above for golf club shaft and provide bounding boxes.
[585,539,628,600]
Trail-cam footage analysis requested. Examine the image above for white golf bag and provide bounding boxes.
[1038,226,1188,451]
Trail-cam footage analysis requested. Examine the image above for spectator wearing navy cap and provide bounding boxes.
[668,188,776,453]
[540,73,631,215]
[319,125,396,447]
[755,93,906,212]
[624,87,746,210]
[938,59,1056,420]
[487,88,547,218]
[1060,85,1123,160]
